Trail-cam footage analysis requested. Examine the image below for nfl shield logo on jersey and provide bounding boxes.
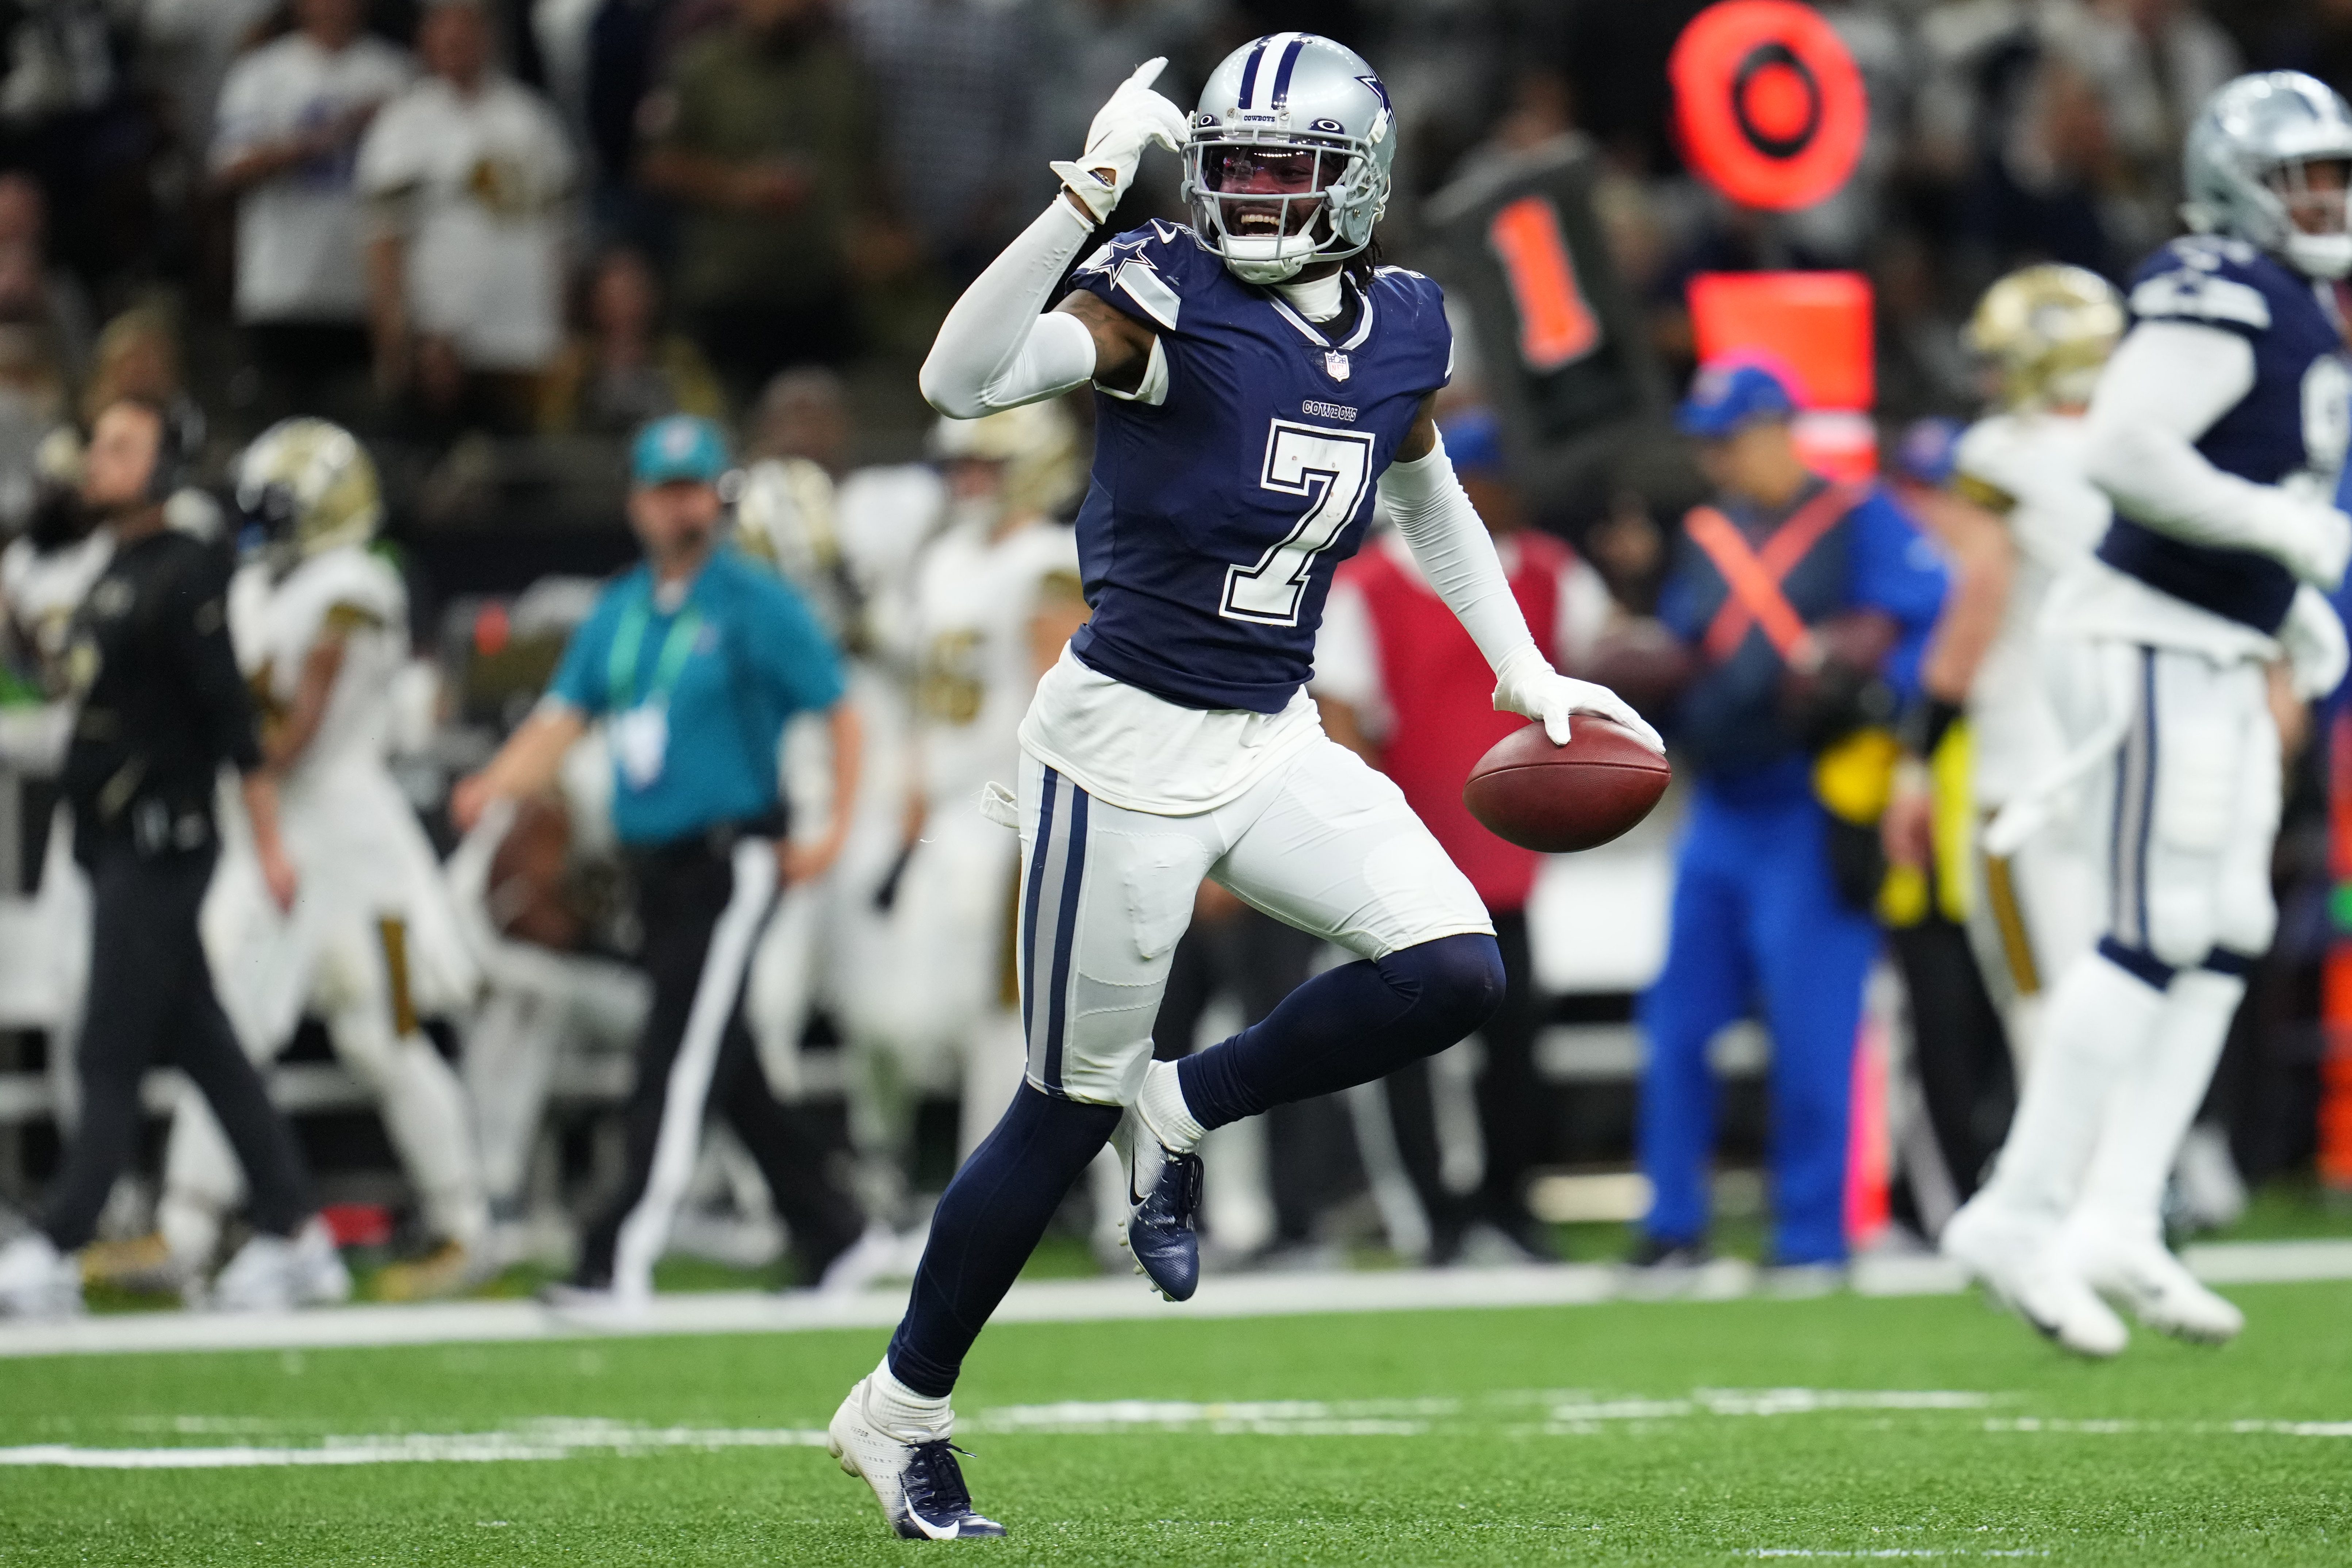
[1324,350,1352,382]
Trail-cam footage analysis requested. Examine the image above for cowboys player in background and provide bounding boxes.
[1946,73,2352,1357]
[823,39,1656,1538]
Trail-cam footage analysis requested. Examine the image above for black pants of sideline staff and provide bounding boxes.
[40,842,312,1252]
[575,830,864,1292]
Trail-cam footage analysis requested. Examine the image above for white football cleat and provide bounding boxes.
[210,1219,351,1312]
[2075,1231,2243,1344]
[1942,1200,2127,1358]
[0,1231,84,1319]
[827,1376,1004,1540]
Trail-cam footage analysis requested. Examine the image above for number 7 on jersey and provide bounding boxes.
[1222,420,1378,626]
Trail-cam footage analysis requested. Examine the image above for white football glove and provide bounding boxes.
[1492,646,1665,754]
[2282,583,2349,700]
[1049,57,1190,225]
[2257,485,2352,589]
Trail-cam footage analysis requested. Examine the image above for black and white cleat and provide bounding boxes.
[828,1377,1006,1540]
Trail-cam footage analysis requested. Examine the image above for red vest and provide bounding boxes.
[1340,532,1571,912]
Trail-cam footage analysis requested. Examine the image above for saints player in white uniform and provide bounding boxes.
[138,420,490,1301]
[853,403,1087,1211]
[1948,266,2124,1064]
[1947,74,2352,1356]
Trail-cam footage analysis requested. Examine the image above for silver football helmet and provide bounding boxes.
[2184,71,2352,279]
[1182,33,1395,285]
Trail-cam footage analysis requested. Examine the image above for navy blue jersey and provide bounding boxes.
[1064,221,1453,712]
[2098,235,2351,633]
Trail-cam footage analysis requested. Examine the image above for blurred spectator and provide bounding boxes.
[211,0,413,422]
[142,0,280,176]
[842,0,1031,279]
[538,247,726,434]
[1027,0,1211,221]
[578,0,687,244]
[750,363,852,469]
[0,0,160,292]
[637,0,893,397]
[1315,411,1614,1264]
[357,0,575,436]
[80,303,182,421]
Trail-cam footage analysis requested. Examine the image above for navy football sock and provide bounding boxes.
[1176,932,1504,1131]
[886,1084,1120,1398]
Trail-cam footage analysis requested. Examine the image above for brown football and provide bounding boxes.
[1463,718,1672,853]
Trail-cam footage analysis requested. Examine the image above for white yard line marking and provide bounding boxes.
[7,1391,2345,1468]
[1,1238,2348,1359]
[1985,1417,2352,1438]
[0,1420,834,1469]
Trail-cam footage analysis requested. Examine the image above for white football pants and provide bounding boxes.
[1975,639,2276,1240]
[161,912,488,1263]
[1967,821,2099,1071]
[1014,735,1493,1108]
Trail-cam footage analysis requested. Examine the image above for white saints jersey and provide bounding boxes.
[910,517,1081,809]
[1952,411,2111,804]
[236,544,410,796]
[212,543,476,1040]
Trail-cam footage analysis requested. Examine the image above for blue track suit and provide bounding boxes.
[1639,480,1947,1264]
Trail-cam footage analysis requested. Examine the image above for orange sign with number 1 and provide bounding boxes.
[1487,194,1601,374]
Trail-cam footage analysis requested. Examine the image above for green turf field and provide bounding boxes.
[4,1279,2349,1566]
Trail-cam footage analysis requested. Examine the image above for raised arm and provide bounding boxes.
[917,59,1183,417]
[1378,397,1661,751]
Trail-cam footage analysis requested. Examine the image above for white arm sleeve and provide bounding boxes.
[2084,320,2346,580]
[918,199,1103,418]
[1374,433,1540,676]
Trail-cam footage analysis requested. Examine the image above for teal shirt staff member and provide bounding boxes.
[548,539,842,844]
[450,414,872,1306]
[454,415,862,883]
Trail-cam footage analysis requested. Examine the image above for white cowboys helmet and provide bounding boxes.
[2183,71,2352,279]
[1182,32,1395,286]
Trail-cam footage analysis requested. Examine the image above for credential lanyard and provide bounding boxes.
[609,593,703,710]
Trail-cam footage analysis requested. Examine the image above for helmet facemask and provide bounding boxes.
[1185,126,1381,285]
[2263,156,2352,278]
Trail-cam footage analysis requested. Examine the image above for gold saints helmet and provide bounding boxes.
[1965,265,2127,413]
[235,417,384,565]
[927,400,1085,523]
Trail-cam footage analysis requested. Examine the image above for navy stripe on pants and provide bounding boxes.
[1022,767,1091,1096]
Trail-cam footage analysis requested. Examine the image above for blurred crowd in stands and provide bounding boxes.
[3,0,2343,568]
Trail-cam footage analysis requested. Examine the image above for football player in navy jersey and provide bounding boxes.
[1945,73,2352,1357]
[823,38,1658,1537]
